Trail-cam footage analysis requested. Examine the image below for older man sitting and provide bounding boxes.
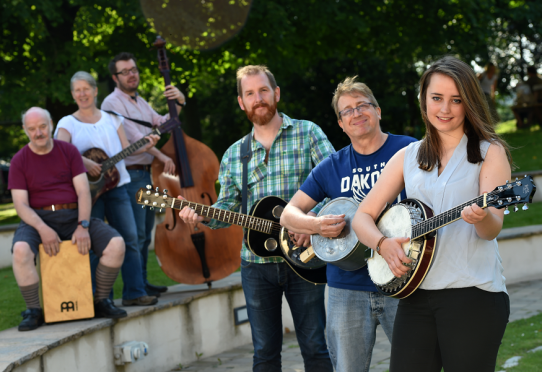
[9,107,127,331]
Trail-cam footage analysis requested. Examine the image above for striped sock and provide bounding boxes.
[95,263,120,302]
[19,282,41,310]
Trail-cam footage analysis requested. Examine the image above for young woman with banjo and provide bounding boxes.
[352,56,513,371]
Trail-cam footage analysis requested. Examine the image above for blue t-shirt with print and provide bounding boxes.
[300,133,418,291]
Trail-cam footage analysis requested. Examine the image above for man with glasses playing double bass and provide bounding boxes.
[280,77,416,372]
[101,52,186,298]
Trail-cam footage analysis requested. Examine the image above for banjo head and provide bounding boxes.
[368,204,413,286]
[311,198,361,263]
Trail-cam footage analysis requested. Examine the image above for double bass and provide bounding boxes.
[150,36,243,286]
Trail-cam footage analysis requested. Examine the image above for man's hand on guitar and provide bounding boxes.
[86,159,102,177]
[316,214,346,238]
[288,232,311,247]
[72,226,91,255]
[177,195,209,224]
[38,225,62,257]
[379,237,412,278]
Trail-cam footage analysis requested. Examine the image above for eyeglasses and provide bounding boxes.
[339,102,377,118]
[115,67,139,76]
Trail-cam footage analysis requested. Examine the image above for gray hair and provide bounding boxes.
[70,71,97,91]
[21,107,52,126]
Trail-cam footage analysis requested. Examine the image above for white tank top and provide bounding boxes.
[480,72,497,94]
[54,111,130,187]
[403,134,506,293]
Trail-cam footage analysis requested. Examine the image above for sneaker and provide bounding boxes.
[122,295,158,306]
[94,298,127,319]
[145,287,161,298]
[18,308,44,331]
[146,283,168,293]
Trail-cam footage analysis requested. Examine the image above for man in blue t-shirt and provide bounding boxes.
[280,77,417,372]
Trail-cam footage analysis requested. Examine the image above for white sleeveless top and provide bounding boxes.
[480,72,497,94]
[403,134,506,293]
[54,111,130,187]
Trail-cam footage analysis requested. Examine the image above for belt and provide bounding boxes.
[126,164,151,172]
[38,203,78,211]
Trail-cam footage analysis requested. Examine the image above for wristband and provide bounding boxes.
[376,236,387,253]
[177,100,186,107]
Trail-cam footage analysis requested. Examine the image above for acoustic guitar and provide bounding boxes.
[83,116,179,205]
[135,186,328,284]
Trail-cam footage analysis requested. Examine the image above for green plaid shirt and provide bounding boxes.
[207,113,335,263]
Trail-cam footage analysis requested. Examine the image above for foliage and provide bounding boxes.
[1,0,542,160]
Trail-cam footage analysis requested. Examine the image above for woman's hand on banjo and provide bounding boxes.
[380,237,412,277]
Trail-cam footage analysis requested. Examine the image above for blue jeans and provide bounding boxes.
[327,287,399,372]
[125,169,155,285]
[241,260,332,372]
[91,185,147,300]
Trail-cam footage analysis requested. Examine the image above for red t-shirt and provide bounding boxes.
[8,140,87,209]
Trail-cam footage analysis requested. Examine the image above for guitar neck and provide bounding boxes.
[412,194,487,239]
[102,128,160,171]
[165,197,281,235]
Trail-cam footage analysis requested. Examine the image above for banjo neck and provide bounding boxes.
[412,193,488,239]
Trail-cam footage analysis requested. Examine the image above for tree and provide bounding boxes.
[1,0,541,160]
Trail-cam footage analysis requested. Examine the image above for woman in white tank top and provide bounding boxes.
[353,56,512,372]
[55,71,160,306]
[478,62,500,122]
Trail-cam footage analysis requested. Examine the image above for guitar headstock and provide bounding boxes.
[135,185,173,211]
[486,175,537,214]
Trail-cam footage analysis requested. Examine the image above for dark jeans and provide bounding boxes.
[241,259,332,372]
[90,185,147,300]
[125,169,155,285]
[390,287,510,372]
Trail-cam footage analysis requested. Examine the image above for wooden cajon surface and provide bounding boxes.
[38,241,94,323]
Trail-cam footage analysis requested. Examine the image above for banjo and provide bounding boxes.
[368,176,536,299]
[311,197,372,271]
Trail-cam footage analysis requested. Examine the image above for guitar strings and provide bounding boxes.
[168,198,283,233]
[412,188,506,239]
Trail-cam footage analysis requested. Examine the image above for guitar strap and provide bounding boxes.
[103,110,153,129]
[241,132,252,215]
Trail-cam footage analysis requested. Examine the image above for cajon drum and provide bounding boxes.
[38,241,94,323]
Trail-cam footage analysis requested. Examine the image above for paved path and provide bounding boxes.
[171,279,542,372]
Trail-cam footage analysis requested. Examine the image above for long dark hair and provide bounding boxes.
[417,56,511,171]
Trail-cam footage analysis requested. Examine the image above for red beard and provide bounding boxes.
[245,99,277,126]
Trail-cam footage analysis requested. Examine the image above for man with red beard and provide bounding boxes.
[178,65,335,371]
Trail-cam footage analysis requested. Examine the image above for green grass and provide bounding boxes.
[496,121,542,173]
[496,312,542,371]
[0,265,26,331]
[0,250,179,331]
[111,249,178,299]
[0,203,20,226]
[502,202,542,230]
